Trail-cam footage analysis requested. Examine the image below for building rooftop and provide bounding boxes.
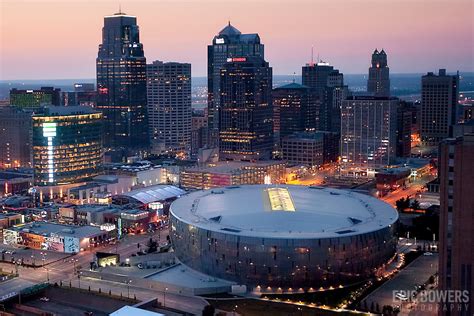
[170,185,398,239]
[274,82,309,90]
[110,306,164,316]
[9,221,104,239]
[33,106,100,117]
[120,184,185,204]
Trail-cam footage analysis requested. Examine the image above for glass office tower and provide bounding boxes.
[32,106,103,186]
[96,12,148,151]
[219,56,273,160]
[208,23,264,146]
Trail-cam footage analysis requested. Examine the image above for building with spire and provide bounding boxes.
[367,49,390,97]
[207,23,265,147]
[96,11,148,154]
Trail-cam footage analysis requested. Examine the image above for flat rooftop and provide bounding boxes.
[170,185,398,239]
[9,221,104,239]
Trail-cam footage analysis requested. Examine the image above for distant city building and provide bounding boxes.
[146,61,192,156]
[219,56,273,160]
[207,23,264,146]
[191,110,208,158]
[0,107,32,168]
[281,131,339,166]
[96,12,148,151]
[10,87,61,108]
[272,83,319,139]
[439,134,474,315]
[341,96,399,176]
[367,49,390,97]
[396,101,414,157]
[420,69,459,146]
[180,160,285,190]
[62,83,97,107]
[32,106,103,186]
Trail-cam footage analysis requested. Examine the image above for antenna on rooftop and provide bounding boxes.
[293,72,296,83]
[311,46,314,66]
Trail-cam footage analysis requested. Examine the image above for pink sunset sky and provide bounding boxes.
[1,0,473,80]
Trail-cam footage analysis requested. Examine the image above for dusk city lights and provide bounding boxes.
[0,0,473,315]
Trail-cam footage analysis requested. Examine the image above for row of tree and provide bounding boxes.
[395,197,420,212]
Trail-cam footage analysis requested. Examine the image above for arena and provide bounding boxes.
[170,185,398,290]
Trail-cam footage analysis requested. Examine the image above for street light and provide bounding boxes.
[126,280,132,298]
[163,287,168,307]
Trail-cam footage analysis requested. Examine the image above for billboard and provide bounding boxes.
[64,236,80,253]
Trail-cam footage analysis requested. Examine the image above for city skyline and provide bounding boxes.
[1,0,473,80]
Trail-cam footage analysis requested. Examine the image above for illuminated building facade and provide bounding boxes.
[341,96,398,176]
[208,23,264,146]
[147,61,192,156]
[272,83,319,139]
[0,107,32,168]
[367,49,390,97]
[96,12,148,150]
[219,56,273,160]
[420,69,459,146]
[281,131,339,167]
[10,87,61,108]
[180,161,285,190]
[32,106,103,186]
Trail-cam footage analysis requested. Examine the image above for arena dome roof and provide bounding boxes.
[170,185,398,239]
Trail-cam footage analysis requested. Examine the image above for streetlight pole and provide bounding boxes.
[163,287,168,307]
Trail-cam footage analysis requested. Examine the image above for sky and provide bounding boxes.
[0,0,473,80]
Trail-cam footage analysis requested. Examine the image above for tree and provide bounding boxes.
[376,302,380,313]
[202,305,215,316]
[147,238,158,253]
[411,199,421,210]
[370,301,375,312]
[395,198,410,212]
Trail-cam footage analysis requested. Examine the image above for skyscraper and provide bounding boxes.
[302,61,347,133]
[439,134,474,316]
[420,69,459,146]
[272,83,319,139]
[367,49,390,97]
[147,61,192,156]
[219,57,273,161]
[0,107,32,168]
[96,11,148,151]
[32,106,103,186]
[341,96,399,176]
[207,23,264,146]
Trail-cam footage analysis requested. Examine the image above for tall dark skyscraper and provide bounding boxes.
[439,134,474,316]
[208,23,264,146]
[219,57,273,161]
[367,49,390,97]
[272,83,319,139]
[96,12,148,152]
[420,69,459,146]
[302,61,347,133]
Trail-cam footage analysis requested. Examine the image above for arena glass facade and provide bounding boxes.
[170,185,398,290]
